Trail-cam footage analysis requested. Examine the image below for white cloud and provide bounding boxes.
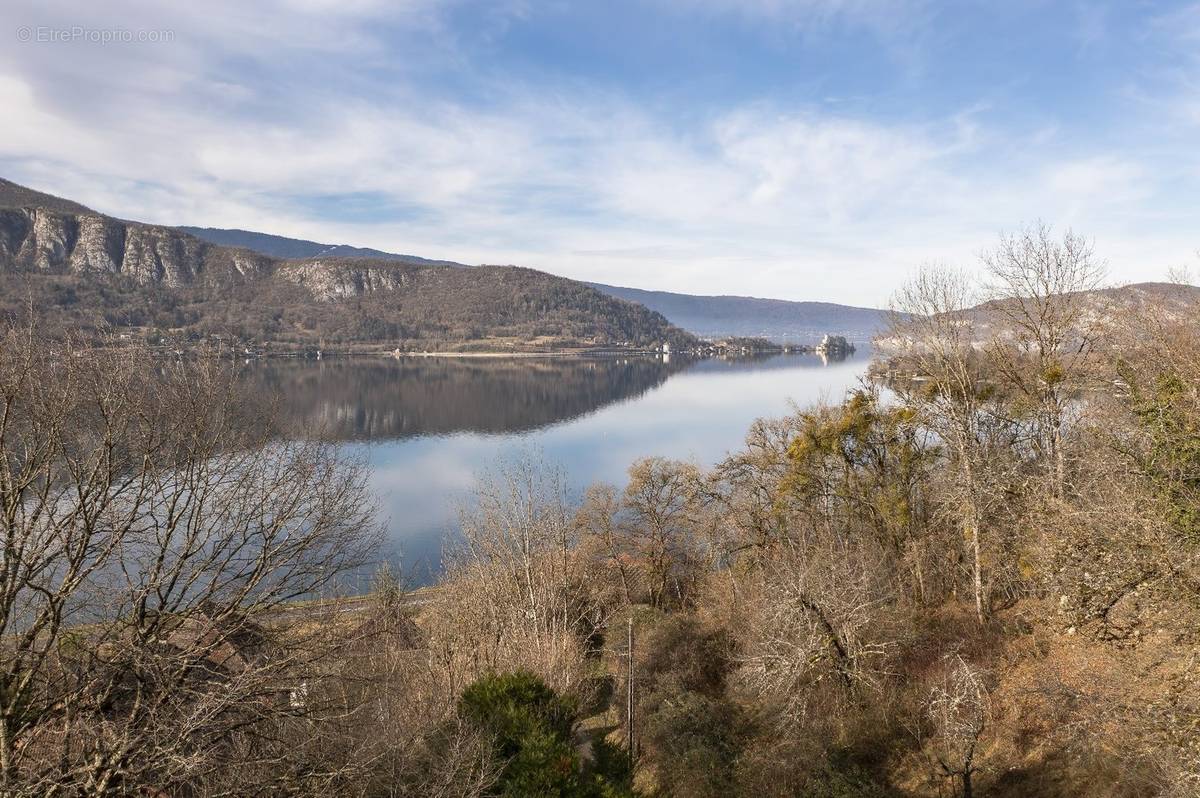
[0,0,1195,305]
[1045,157,1146,201]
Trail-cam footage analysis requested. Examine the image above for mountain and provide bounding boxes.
[178,225,890,342]
[0,185,274,288]
[586,283,888,342]
[0,178,695,351]
[176,226,464,268]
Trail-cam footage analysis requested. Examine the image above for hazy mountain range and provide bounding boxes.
[584,283,887,341]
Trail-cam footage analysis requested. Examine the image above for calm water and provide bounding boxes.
[244,350,871,585]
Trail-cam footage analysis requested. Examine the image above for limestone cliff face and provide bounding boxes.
[0,205,406,295]
[0,179,421,298]
[276,259,418,300]
[0,207,273,287]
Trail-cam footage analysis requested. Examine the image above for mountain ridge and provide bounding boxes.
[176,226,464,268]
[174,224,891,340]
[585,282,888,341]
[0,178,695,350]
[0,177,96,215]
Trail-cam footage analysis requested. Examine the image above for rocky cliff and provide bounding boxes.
[276,258,418,300]
[0,207,274,287]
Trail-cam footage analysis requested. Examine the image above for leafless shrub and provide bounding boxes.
[425,456,605,698]
[734,538,900,730]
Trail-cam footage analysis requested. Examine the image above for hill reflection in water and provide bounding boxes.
[242,355,693,440]
[244,350,870,586]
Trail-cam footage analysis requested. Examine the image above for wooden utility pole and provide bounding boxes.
[627,616,635,766]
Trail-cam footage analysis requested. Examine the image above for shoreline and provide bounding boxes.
[142,345,821,360]
[392,348,667,359]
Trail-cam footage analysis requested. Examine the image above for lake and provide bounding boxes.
[243,349,871,585]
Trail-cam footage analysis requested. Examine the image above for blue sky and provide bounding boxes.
[2,0,1198,305]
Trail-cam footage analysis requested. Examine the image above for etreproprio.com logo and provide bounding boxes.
[16,25,176,44]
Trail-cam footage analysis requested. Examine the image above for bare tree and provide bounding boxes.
[1166,261,1194,286]
[888,266,1001,622]
[621,457,709,608]
[919,654,990,798]
[576,482,637,606]
[0,327,380,794]
[735,538,899,730]
[983,223,1106,498]
[713,415,803,564]
[288,601,501,798]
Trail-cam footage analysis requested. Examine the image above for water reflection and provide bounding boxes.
[242,356,692,440]
[249,350,871,584]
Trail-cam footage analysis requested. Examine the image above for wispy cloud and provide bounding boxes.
[0,0,1195,304]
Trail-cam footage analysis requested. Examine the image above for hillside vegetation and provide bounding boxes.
[0,179,695,351]
[174,222,889,341]
[387,228,1199,797]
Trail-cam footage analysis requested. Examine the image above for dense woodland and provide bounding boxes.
[1,226,1198,796]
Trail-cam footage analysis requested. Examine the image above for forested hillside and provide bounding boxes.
[0,178,695,350]
[177,223,889,342]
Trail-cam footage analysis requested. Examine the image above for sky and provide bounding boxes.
[2,0,1198,306]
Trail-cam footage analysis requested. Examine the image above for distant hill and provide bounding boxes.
[0,178,695,351]
[179,225,889,342]
[963,281,1200,341]
[587,283,888,342]
[874,281,1200,353]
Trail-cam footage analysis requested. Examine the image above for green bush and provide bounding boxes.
[459,671,581,797]
[587,737,638,798]
[459,671,640,797]
[642,690,742,798]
